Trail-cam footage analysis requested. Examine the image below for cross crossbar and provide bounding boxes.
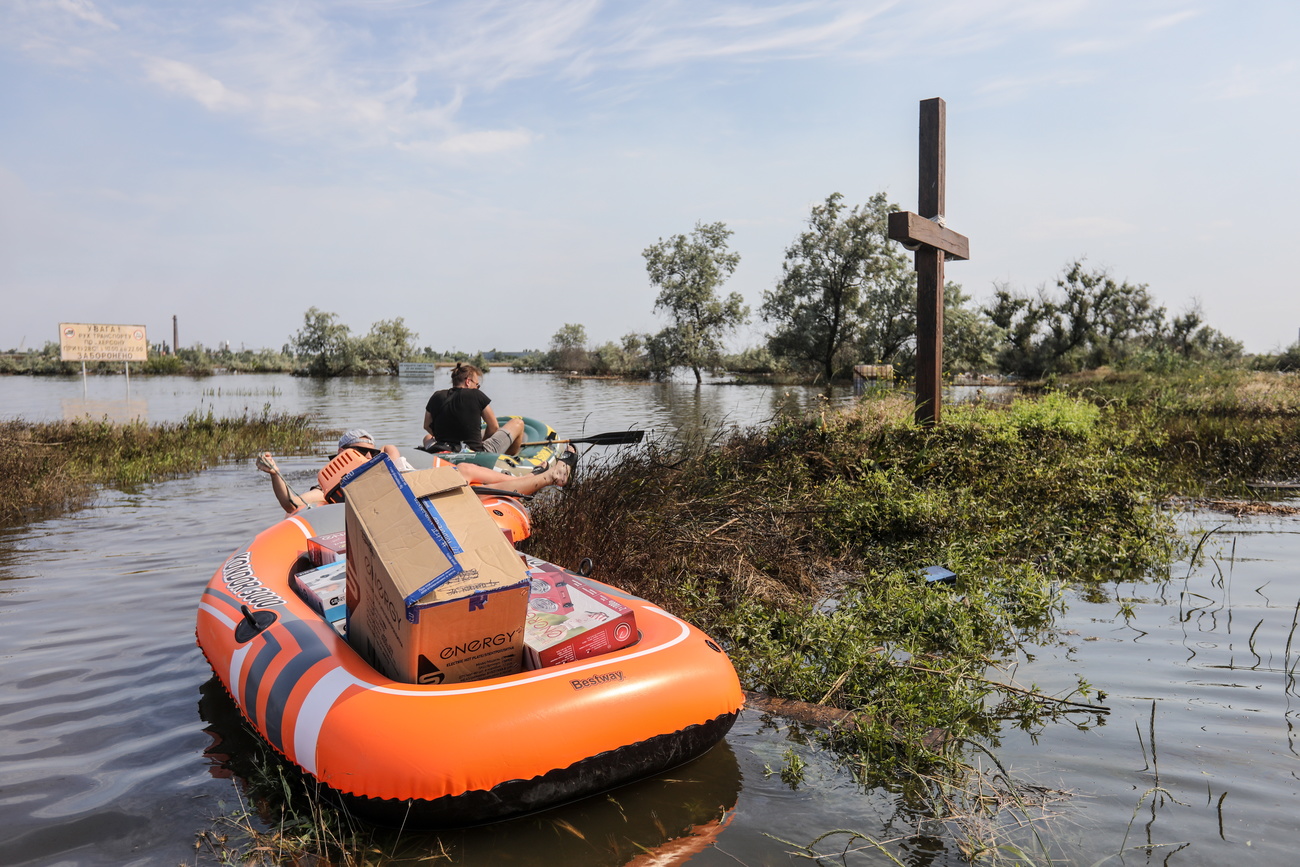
[887,211,970,261]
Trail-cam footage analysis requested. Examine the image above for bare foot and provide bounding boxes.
[550,459,571,487]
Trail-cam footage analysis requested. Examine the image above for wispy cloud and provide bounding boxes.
[1,0,1211,155]
[404,0,602,88]
[50,0,118,30]
[1056,4,1198,56]
[974,67,1098,104]
[1145,9,1200,31]
[600,2,896,68]
[425,128,537,155]
[144,57,249,111]
[1204,60,1299,101]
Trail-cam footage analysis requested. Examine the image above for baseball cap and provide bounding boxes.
[338,429,375,451]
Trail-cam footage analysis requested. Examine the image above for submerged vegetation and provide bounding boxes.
[0,409,325,526]
[517,367,1300,860]
[1054,367,1300,491]
[525,390,1173,774]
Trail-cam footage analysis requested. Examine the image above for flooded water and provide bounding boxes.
[1,373,1297,866]
[0,369,846,448]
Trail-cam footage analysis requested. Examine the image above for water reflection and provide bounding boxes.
[4,372,1013,444]
[198,676,742,866]
[59,398,150,423]
[3,372,874,457]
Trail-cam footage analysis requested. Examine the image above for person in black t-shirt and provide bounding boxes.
[422,362,525,455]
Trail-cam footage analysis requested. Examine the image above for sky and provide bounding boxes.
[2,0,1297,356]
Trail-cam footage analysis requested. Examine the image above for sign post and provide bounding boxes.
[59,323,149,397]
[887,98,970,426]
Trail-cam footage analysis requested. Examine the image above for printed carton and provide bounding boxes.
[524,568,638,669]
[343,458,529,685]
[291,560,347,623]
[306,531,347,566]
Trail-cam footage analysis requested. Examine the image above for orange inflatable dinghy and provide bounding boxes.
[195,501,744,827]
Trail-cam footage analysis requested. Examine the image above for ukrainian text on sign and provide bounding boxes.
[58,323,149,362]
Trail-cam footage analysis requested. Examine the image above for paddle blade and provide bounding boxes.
[573,430,645,446]
[522,429,646,447]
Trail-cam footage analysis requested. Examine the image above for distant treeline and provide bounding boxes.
[7,191,1299,381]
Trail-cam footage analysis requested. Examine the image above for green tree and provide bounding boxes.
[986,261,1169,377]
[941,283,1004,374]
[763,192,909,382]
[591,333,649,377]
[1157,302,1242,362]
[1268,341,1300,372]
[548,323,590,371]
[357,317,418,375]
[291,307,355,375]
[721,344,785,374]
[867,280,998,378]
[643,221,749,383]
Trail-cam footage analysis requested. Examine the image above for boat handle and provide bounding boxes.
[235,604,278,643]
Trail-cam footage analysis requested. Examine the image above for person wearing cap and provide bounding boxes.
[422,362,526,455]
[256,429,400,512]
[256,428,571,514]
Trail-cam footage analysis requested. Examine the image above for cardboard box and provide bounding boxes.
[291,560,347,623]
[306,531,347,566]
[343,458,529,685]
[524,569,638,669]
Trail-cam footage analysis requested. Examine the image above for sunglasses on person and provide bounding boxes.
[347,444,380,457]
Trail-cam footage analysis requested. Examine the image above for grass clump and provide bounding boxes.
[0,408,325,526]
[195,677,427,867]
[524,369,1300,859]
[524,390,1159,780]
[516,385,1239,860]
[1056,367,1300,491]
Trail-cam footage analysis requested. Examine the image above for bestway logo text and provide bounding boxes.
[570,671,625,690]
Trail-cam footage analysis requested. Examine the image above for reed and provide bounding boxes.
[0,408,325,526]
[1055,367,1300,493]
[525,391,1160,772]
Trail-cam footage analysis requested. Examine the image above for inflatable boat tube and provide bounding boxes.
[195,503,744,827]
[435,416,561,475]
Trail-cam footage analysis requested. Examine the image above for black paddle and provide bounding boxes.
[522,430,646,447]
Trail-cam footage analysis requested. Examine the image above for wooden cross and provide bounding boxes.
[888,97,970,426]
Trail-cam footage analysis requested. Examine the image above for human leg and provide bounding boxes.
[480,417,526,455]
[454,453,570,494]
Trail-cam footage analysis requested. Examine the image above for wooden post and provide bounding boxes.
[888,97,970,426]
[916,98,945,426]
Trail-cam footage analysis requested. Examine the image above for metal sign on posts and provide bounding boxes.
[887,97,970,426]
[59,323,149,362]
[59,322,149,396]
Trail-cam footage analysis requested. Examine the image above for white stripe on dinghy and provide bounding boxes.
[262,607,693,713]
[230,641,253,703]
[199,601,236,630]
[293,667,359,775]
